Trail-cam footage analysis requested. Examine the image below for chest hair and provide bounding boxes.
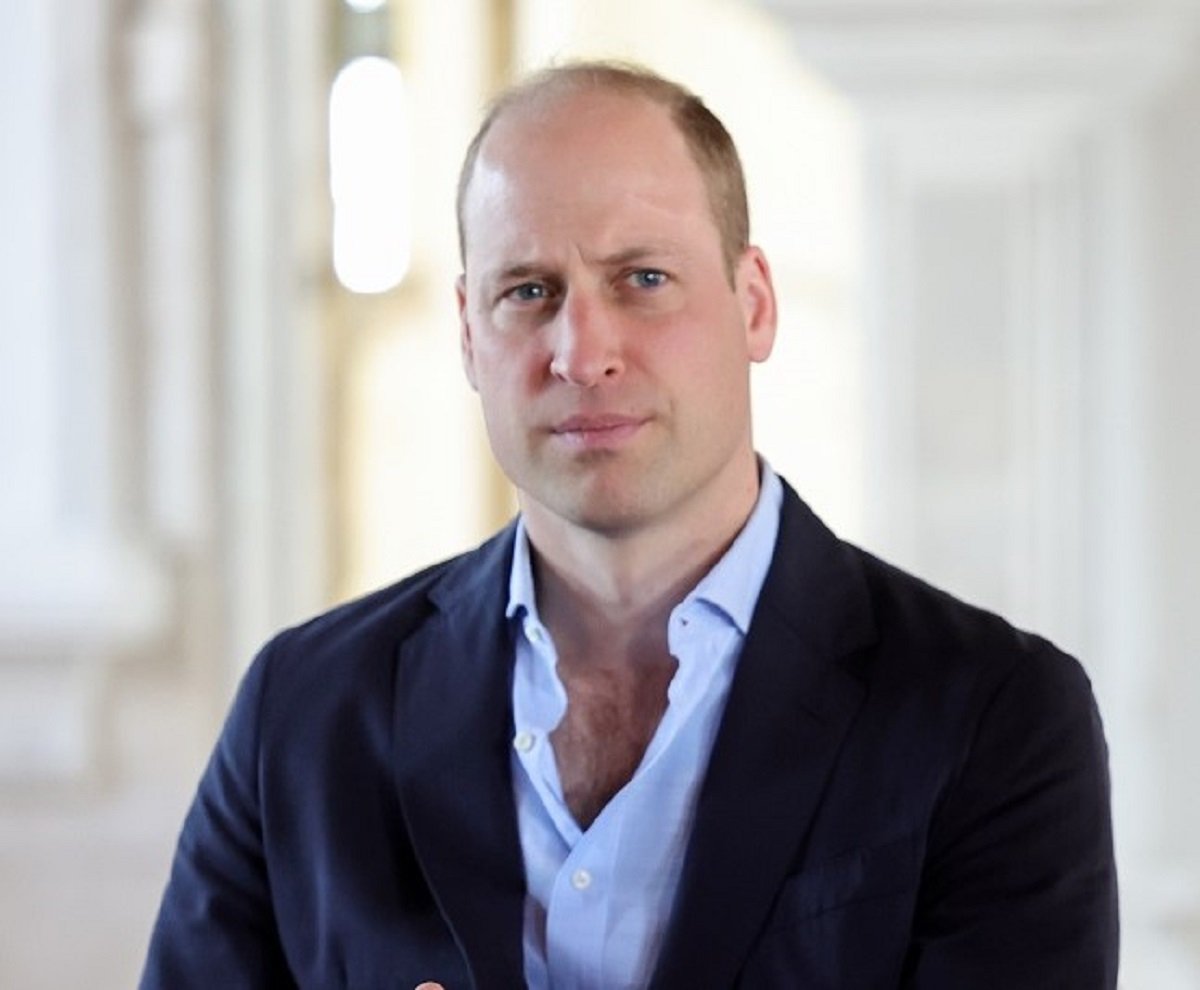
[549,650,678,829]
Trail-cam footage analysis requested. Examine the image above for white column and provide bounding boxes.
[0,0,169,783]
[217,0,331,681]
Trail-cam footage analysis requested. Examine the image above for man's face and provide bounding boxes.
[457,89,776,539]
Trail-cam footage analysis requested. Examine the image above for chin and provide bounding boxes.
[531,477,664,537]
[555,492,650,534]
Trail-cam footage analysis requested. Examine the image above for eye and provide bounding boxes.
[628,269,668,289]
[504,281,550,303]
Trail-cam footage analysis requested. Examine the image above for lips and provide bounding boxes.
[549,413,649,448]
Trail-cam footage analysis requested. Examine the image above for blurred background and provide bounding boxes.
[2,0,1198,985]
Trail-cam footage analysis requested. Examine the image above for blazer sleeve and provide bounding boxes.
[902,646,1119,988]
[140,644,296,989]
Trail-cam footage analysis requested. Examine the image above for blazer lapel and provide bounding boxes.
[650,487,878,989]
[391,528,527,990]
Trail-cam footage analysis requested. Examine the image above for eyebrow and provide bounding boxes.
[490,263,550,283]
[596,245,679,267]
[486,245,680,284]
[477,242,686,289]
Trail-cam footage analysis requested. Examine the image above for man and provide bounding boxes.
[143,62,1118,988]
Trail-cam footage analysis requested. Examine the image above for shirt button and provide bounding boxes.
[571,868,592,891]
[513,731,536,753]
[525,622,544,644]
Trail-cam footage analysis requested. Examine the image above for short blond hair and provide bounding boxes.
[456,61,750,280]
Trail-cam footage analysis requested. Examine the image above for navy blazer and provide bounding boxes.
[142,482,1118,988]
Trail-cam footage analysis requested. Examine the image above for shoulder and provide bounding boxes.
[854,547,1102,774]
[240,525,516,713]
[770,480,1094,719]
[856,546,1075,672]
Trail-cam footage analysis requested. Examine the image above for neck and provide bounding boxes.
[521,455,762,661]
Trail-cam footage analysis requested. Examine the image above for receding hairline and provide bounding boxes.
[455,60,750,279]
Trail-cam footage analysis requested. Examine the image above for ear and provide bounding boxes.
[456,274,479,392]
[735,246,777,363]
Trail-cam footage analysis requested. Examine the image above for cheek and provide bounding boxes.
[660,310,747,381]
[675,342,754,424]
[476,337,548,396]
[473,362,533,440]
[476,389,521,461]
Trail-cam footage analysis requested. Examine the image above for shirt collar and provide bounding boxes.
[506,460,783,636]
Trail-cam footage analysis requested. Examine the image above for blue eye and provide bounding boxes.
[512,283,545,301]
[630,269,667,289]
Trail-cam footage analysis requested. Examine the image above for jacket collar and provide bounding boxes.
[391,525,528,989]
[649,481,877,987]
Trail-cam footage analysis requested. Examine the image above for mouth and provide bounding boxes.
[549,414,649,449]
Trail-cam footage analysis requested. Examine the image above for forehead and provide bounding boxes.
[462,90,719,269]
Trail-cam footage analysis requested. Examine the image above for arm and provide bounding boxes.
[141,646,295,989]
[903,647,1119,988]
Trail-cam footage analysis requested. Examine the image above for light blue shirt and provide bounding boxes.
[506,464,784,990]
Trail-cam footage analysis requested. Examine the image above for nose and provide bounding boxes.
[548,288,624,387]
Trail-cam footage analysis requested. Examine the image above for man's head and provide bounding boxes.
[456,61,750,283]
[455,63,776,540]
